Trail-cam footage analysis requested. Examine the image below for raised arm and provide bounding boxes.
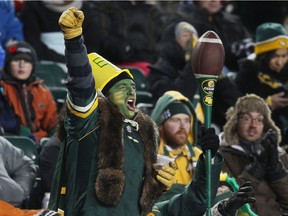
[58,7,96,109]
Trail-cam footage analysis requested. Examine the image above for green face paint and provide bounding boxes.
[108,79,137,119]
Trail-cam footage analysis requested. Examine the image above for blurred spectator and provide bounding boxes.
[0,0,24,47]
[18,0,103,66]
[0,136,36,207]
[148,21,241,130]
[178,0,253,71]
[0,41,57,143]
[219,94,288,215]
[225,1,288,38]
[235,22,288,147]
[98,1,167,74]
[147,21,202,118]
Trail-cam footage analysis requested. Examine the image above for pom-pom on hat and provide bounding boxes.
[88,52,133,96]
[254,22,288,55]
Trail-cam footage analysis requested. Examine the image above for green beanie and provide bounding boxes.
[159,101,191,125]
[255,22,288,55]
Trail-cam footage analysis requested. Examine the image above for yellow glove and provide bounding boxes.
[58,7,84,39]
[155,162,177,189]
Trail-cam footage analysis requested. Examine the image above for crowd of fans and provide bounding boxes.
[1,0,288,215]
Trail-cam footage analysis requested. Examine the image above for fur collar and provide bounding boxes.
[95,97,163,214]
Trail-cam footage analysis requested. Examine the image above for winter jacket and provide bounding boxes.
[0,200,39,216]
[0,136,36,207]
[0,79,57,142]
[49,36,223,216]
[0,0,24,47]
[219,131,288,215]
[147,22,199,104]
[98,1,165,64]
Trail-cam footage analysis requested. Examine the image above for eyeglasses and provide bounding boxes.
[238,114,264,125]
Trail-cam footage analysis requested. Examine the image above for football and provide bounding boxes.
[191,31,225,76]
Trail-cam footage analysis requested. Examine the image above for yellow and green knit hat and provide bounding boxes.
[255,22,288,55]
[88,52,133,95]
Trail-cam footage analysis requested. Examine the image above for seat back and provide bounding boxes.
[39,137,50,149]
[35,62,66,88]
[49,87,67,111]
[4,135,39,164]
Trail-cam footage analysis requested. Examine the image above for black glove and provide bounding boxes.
[218,182,256,216]
[201,127,219,158]
[264,129,287,181]
[245,155,267,180]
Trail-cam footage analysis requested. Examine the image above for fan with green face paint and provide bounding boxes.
[108,79,137,119]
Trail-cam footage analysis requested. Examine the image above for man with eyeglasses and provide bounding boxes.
[219,94,288,215]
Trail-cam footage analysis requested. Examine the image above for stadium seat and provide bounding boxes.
[35,62,66,88]
[3,135,38,164]
[49,87,67,111]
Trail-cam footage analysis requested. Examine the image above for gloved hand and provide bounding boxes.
[58,7,84,39]
[218,182,256,216]
[155,162,177,189]
[264,129,287,181]
[263,129,279,168]
[201,127,219,158]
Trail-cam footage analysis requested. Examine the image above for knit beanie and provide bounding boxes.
[175,21,198,49]
[222,94,281,146]
[255,22,288,55]
[159,101,191,125]
[175,21,198,39]
[4,41,37,82]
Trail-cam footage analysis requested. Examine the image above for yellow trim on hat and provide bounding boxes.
[255,36,288,55]
[165,90,190,102]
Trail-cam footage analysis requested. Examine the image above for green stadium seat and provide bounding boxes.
[49,87,67,111]
[35,62,66,87]
[4,135,39,164]
[39,137,50,149]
